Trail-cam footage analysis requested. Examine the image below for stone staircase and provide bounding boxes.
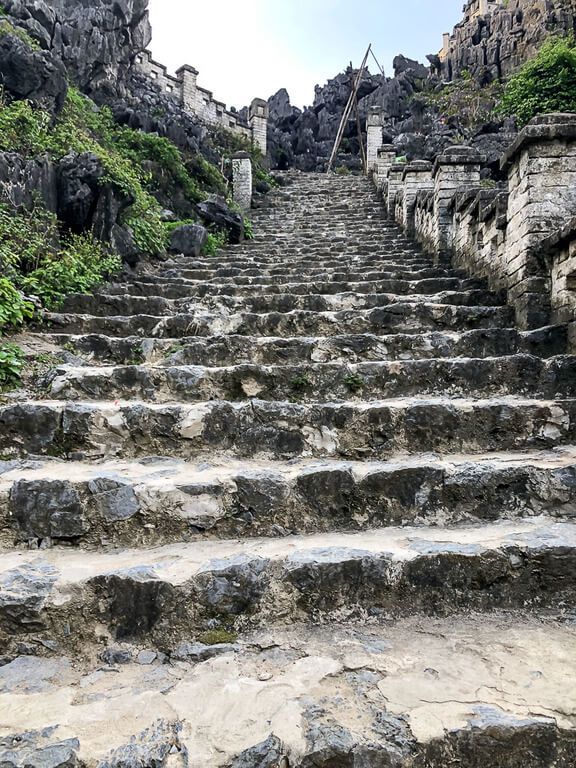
[1,172,576,766]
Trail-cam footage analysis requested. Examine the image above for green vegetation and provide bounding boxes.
[0,342,24,391]
[422,73,503,130]
[343,373,365,394]
[204,231,228,256]
[0,17,40,49]
[290,374,312,394]
[198,629,237,645]
[496,36,576,125]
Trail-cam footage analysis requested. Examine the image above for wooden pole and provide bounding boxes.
[326,45,372,173]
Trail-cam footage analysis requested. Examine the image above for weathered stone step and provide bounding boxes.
[46,356,576,404]
[2,449,575,546]
[104,277,487,300]
[1,397,573,460]
[1,518,576,657]
[62,290,504,317]
[167,263,444,281]
[37,326,568,367]
[43,304,515,339]
[139,266,465,285]
[3,616,574,768]
[166,266,464,283]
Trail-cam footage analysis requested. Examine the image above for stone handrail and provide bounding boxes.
[367,110,576,336]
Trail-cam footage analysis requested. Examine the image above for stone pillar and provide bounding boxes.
[367,107,384,176]
[387,165,405,216]
[374,145,396,195]
[249,98,269,156]
[176,64,199,113]
[402,161,433,236]
[432,146,483,260]
[501,113,576,329]
[232,152,252,212]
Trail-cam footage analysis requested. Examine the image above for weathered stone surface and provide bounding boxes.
[0,33,67,113]
[169,224,208,258]
[197,197,244,244]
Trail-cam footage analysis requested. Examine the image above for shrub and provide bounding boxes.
[0,342,24,390]
[0,277,34,329]
[21,234,121,309]
[203,231,228,256]
[496,36,576,125]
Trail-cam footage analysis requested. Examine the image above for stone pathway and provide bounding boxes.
[1,172,576,766]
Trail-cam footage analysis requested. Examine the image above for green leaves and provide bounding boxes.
[0,277,34,330]
[0,342,24,390]
[496,36,576,125]
[21,234,121,310]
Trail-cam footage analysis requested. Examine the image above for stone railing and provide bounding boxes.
[367,110,576,336]
[135,50,268,155]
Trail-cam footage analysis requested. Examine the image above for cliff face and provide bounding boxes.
[431,0,576,84]
[2,0,151,100]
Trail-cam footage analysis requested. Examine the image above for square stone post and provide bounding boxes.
[232,152,252,212]
[500,113,576,328]
[432,146,483,261]
[387,165,405,216]
[367,106,384,176]
[402,160,433,236]
[374,145,396,195]
[249,98,269,156]
[176,64,199,112]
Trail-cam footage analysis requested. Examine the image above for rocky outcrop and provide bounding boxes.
[0,33,67,114]
[2,0,151,100]
[431,0,576,84]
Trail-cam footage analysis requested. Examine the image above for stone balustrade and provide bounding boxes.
[369,109,576,334]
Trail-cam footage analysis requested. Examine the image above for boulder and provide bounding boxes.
[0,33,67,113]
[197,197,244,244]
[169,223,208,258]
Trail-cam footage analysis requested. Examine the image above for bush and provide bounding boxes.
[203,231,228,256]
[496,36,576,125]
[0,277,34,329]
[0,342,24,390]
[21,234,121,309]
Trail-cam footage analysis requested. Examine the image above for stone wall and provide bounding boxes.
[135,50,268,153]
[430,0,576,84]
[369,111,576,339]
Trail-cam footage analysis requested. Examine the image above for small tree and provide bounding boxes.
[496,36,576,125]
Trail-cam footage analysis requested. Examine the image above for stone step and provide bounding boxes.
[43,304,515,338]
[3,616,575,768]
[46,356,576,404]
[2,449,575,546]
[137,266,465,285]
[166,266,466,283]
[1,518,576,657]
[103,277,487,300]
[62,290,504,317]
[1,397,574,460]
[37,325,568,366]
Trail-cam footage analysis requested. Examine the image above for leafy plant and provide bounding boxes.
[0,342,24,390]
[244,218,254,240]
[290,374,312,393]
[495,36,576,125]
[21,234,121,310]
[203,231,228,256]
[343,373,365,393]
[0,277,34,329]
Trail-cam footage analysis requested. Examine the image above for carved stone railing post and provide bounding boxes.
[375,145,396,195]
[501,113,576,328]
[432,146,483,261]
[249,98,269,156]
[232,152,252,212]
[367,107,384,176]
[387,165,405,216]
[402,161,433,236]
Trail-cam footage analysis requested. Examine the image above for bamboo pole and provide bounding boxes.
[326,44,372,174]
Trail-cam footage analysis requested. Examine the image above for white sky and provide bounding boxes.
[147,0,461,110]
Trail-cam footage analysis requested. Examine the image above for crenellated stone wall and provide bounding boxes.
[369,110,576,338]
[135,50,268,154]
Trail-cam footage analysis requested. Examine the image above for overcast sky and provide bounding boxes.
[147,0,462,110]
